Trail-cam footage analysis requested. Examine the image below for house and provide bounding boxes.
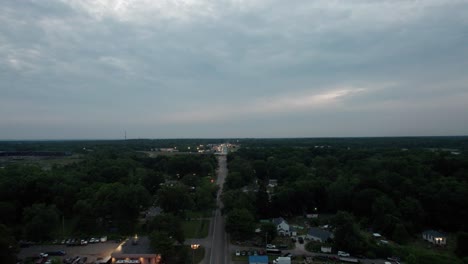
[272,217,291,236]
[111,236,161,264]
[289,226,297,237]
[422,230,447,245]
[268,179,278,188]
[249,255,268,264]
[306,227,333,243]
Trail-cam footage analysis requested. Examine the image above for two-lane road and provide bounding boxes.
[208,155,229,264]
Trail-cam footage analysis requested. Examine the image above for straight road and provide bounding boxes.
[208,155,229,264]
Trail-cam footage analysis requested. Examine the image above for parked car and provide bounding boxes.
[338,251,350,257]
[298,237,304,244]
[266,244,276,249]
[235,250,240,256]
[45,250,65,256]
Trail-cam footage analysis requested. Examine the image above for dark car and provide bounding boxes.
[46,250,66,256]
[298,237,304,244]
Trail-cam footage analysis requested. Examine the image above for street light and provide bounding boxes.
[190,244,199,264]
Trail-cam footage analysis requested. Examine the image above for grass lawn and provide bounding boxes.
[183,219,210,238]
[186,210,213,219]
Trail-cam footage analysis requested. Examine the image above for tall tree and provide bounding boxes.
[332,211,367,254]
[225,208,255,241]
[157,186,193,216]
[23,203,60,241]
[0,224,17,264]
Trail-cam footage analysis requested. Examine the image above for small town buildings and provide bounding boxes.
[249,255,268,264]
[268,179,278,188]
[422,230,447,245]
[272,217,292,236]
[111,236,161,264]
[306,227,334,243]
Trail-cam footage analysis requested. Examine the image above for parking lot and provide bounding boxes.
[18,241,119,263]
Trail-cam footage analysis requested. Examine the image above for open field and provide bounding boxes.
[0,154,83,169]
[183,219,210,239]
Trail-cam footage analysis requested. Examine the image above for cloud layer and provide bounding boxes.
[1,0,467,139]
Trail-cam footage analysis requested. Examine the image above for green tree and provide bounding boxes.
[455,232,468,258]
[149,231,175,261]
[147,214,184,244]
[392,223,410,244]
[23,203,60,241]
[260,222,277,244]
[0,224,17,264]
[256,184,271,218]
[157,186,193,216]
[332,211,367,254]
[225,208,255,241]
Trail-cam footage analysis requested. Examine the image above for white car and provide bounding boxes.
[338,251,350,257]
[266,244,276,249]
[235,250,240,256]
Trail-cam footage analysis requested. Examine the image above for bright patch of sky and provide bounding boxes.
[1,0,467,139]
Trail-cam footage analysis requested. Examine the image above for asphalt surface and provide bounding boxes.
[18,242,118,263]
[208,155,228,264]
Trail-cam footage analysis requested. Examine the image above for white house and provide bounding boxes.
[422,230,447,245]
[272,217,291,236]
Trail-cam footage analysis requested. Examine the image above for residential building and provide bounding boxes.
[422,230,447,245]
[306,227,333,243]
[111,236,161,264]
[272,217,291,236]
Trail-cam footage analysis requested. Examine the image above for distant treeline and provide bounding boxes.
[1,136,467,152]
[0,151,71,157]
[239,136,468,150]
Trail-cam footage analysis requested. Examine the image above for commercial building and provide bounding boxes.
[111,236,161,264]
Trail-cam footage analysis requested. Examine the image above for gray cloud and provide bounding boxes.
[0,0,467,139]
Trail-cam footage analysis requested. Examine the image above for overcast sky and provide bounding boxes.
[1,0,468,139]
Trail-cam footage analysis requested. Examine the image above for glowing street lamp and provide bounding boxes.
[190,244,200,264]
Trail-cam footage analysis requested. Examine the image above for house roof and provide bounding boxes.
[272,217,287,226]
[423,230,446,238]
[308,227,333,241]
[249,255,268,264]
[113,236,156,255]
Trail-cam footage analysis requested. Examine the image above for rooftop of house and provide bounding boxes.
[308,227,333,241]
[423,230,446,238]
[249,255,268,263]
[117,236,155,255]
[272,217,287,226]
